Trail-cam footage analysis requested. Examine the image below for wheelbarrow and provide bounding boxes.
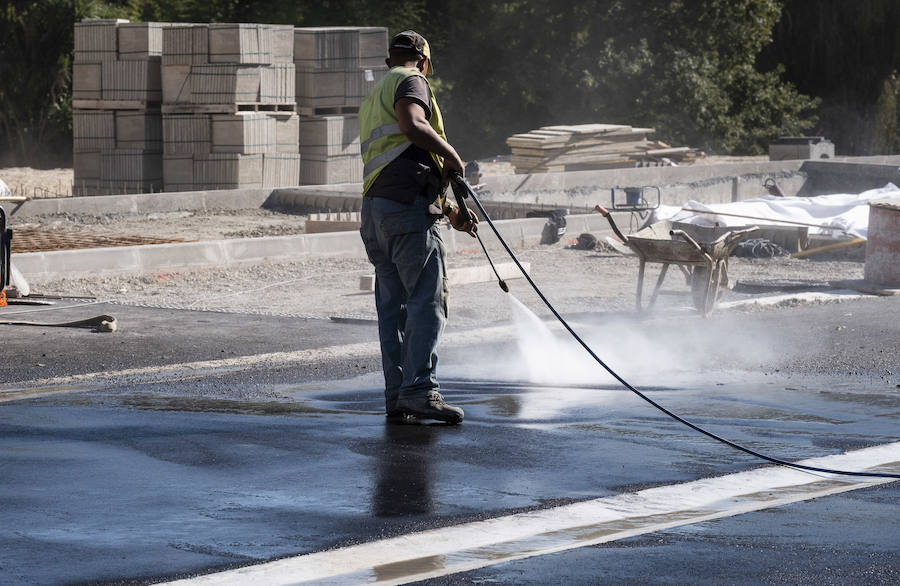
[595,206,758,316]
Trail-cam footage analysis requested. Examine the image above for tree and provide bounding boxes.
[429,0,818,158]
[762,0,900,155]
[0,1,78,165]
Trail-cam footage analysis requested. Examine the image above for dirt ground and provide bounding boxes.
[22,232,866,328]
[4,154,866,327]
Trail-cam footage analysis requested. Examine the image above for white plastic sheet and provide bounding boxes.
[655,183,900,240]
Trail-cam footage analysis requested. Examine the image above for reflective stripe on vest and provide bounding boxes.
[360,122,401,157]
[363,140,412,178]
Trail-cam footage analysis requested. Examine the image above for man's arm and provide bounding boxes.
[394,97,464,179]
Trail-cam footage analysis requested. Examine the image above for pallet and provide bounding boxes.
[297,105,359,116]
[162,102,296,114]
[74,99,161,111]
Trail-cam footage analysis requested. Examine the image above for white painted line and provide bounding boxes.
[159,443,900,586]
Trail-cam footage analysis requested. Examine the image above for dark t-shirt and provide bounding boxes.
[366,75,441,202]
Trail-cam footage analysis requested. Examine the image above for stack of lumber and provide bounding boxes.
[73,20,168,195]
[159,22,299,192]
[293,27,388,185]
[506,124,701,174]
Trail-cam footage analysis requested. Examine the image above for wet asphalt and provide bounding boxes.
[0,296,898,585]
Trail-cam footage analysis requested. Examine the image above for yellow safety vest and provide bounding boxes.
[359,66,446,195]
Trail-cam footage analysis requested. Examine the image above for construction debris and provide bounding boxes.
[506,124,702,174]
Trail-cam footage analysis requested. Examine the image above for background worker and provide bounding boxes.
[358,30,476,424]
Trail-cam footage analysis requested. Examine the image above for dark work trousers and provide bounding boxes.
[360,195,449,411]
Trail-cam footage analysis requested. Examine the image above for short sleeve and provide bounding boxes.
[393,76,432,119]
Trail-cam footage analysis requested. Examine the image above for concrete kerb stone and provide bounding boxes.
[2,188,276,219]
[12,213,616,280]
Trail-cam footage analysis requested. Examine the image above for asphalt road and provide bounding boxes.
[0,296,898,585]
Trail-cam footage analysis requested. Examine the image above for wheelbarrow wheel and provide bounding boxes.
[690,263,725,316]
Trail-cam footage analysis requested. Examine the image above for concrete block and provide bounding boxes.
[73,110,115,152]
[274,114,300,153]
[116,110,163,150]
[346,66,386,103]
[163,153,195,192]
[162,64,193,104]
[209,23,271,64]
[163,113,211,154]
[193,153,263,190]
[263,153,301,187]
[162,25,209,65]
[74,19,125,63]
[73,151,102,193]
[299,115,359,158]
[294,68,346,107]
[190,64,261,103]
[211,113,275,154]
[270,25,294,64]
[102,58,162,102]
[100,149,163,193]
[358,28,388,67]
[73,63,103,100]
[293,27,360,70]
[260,63,296,103]
[300,154,362,185]
[118,22,166,59]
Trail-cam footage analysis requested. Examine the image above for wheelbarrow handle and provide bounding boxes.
[669,229,703,253]
[595,205,630,244]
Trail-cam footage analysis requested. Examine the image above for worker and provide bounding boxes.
[359,30,476,424]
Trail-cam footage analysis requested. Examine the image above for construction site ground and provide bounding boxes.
[2,163,898,585]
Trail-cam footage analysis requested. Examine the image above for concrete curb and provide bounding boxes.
[12,213,615,279]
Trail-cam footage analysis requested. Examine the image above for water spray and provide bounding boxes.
[448,173,899,480]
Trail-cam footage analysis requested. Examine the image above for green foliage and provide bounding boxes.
[763,0,900,155]
[431,0,818,157]
[0,0,77,165]
[4,0,894,165]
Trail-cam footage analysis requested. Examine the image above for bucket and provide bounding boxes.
[625,188,642,206]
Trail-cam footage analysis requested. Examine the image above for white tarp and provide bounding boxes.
[655,183,900,240]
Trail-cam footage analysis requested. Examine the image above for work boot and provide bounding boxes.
[385,409,419,425]
[395,391,464,424]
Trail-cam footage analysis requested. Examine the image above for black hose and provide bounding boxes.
[451,175,899,480]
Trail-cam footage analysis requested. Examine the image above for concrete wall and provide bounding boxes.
[5,156,899,222]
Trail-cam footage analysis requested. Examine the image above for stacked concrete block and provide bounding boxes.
[293,27,386,185]
[275,115,300,153]
[160,23,300,191]
[292,27,387,113]
[298,115,362,185]
[73,19,168,195]
[100,149,164,193]
[115,110,163,151]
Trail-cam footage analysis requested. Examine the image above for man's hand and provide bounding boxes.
[448,204,478,237]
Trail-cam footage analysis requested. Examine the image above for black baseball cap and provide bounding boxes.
[389,30,433,74]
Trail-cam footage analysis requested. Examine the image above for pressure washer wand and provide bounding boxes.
[450,173,509,293]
